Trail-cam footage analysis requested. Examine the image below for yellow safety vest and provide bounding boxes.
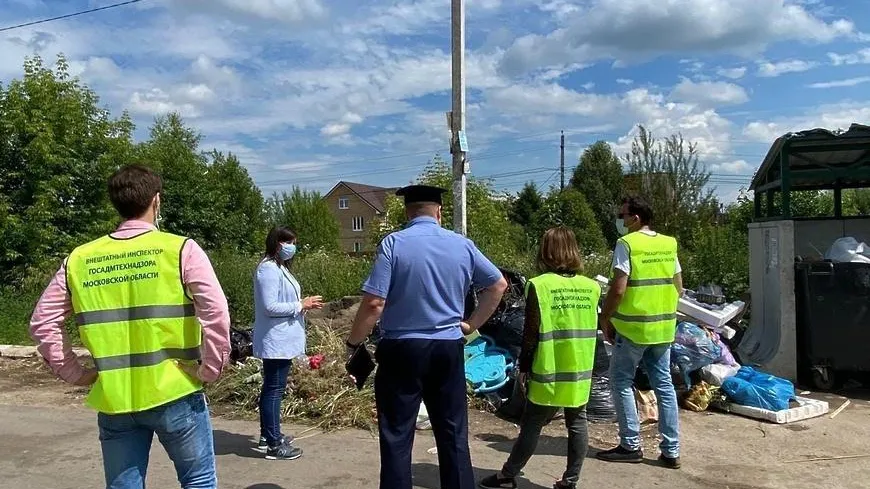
[611,231,679,345]
[66,230,202,414]
[526,273,600,408]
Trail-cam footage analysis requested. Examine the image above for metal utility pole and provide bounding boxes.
[560,130,565,191]
[450,0,467,235]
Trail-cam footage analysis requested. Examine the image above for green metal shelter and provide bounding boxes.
[750,123,870,220]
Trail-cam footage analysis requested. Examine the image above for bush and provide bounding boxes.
[210,249,372,328]
[682,225,750,300]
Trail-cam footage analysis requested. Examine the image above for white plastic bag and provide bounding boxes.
[825,237,870,263]
[700,363,741,386]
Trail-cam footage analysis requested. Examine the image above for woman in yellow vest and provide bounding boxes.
[479,227,601,489]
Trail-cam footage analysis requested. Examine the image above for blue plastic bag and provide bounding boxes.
[671,322,722,386]
[721,366,795,411]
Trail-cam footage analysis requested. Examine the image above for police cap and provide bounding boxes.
[395,184,447,206]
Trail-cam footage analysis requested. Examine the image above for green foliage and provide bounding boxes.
[531,188,607,255]
[0,55,134,284]
[132,114,265,253]
[510,182,544,231]
[373,155,526,259]
[570,141,624,246]
[624,125,718,249]
[265,187,340,252]
[683,225,750,300]
[843,189,870,216]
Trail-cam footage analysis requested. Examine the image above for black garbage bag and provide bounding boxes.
[588,331,616,423]
[480,306,525,360]
[230,327,254,363]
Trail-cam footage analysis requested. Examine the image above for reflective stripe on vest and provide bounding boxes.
[611,232,680,345]
[526,273,601,408]
[66,230,202,414]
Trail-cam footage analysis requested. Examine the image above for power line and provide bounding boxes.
[0,0,144,33]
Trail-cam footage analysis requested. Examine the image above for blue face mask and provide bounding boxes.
[278,243,297,261]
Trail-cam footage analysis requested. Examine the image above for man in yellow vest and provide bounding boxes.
[479,227,600,489]
[30,165,231,489]
[597,196,683,469]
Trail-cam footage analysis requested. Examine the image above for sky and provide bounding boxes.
[1,0,869,203]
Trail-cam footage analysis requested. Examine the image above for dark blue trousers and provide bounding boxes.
[374,338,474,489]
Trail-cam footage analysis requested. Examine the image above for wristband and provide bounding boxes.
[345,340,360,349]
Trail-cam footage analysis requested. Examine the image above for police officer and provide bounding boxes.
[345,184,508,489]
[597,195,683,469]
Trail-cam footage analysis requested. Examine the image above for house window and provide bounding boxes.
[339,197,349,209]
[353,242,362,253]
[352,216,364,232]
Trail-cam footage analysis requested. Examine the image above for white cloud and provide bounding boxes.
[827,48,870,66]
[743,103,870,142]
[717,66,747,79]
[180,0,327,24]
[807,77,870,89]
[712,159,753,174]
[499,0,855,75]
[670,79,749,106]
[321,123,351,137]
[128,88,199,117]
[486,83,617,116]
[756,59,817,77]
[616,78,634,85]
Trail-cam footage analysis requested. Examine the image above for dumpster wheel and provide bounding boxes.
[811,366,838,391]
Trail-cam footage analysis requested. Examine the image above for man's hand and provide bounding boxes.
[73,367,98,387]
[176,360,203,382]
[600,317,616,343]
[302,296,324,311]
[460,321,475,336]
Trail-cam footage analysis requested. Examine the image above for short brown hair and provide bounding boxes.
[537,226,584,274]
[108,165,163,219]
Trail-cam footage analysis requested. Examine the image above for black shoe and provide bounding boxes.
[596,445,643,463]
[479,474,517,489]
[553,481,576,489]
[257,434,294,451]
[658,454,681,469]
[265,443,303,461]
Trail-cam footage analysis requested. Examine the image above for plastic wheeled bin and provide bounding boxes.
[794,261,870,390]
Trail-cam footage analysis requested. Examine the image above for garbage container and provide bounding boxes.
[794,261,870,390]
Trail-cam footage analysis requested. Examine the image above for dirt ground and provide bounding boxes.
[0,358,868,489]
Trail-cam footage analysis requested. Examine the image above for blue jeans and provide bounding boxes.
[98,392,216,489]
[259,358,292,447]
[609,334,680,458]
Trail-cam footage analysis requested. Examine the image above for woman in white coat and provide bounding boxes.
[253,226,323,460]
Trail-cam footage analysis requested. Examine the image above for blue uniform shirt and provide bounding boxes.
[362,216,503,340]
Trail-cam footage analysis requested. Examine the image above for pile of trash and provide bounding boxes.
[208,300,377,431]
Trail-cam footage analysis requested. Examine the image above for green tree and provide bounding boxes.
[0,55,134,282]
[265,187,340,252]
[570,141,624,246]
[843,189,870,216]
[510,182,544,231]
[532,188,607,255]
[133,113,265,252]
[623,125,717,248]
[204,150,266,253]
[374,155,524,260]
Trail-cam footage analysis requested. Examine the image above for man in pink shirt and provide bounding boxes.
[30,164,231,489]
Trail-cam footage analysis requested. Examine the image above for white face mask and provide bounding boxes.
[615,218,629,236]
